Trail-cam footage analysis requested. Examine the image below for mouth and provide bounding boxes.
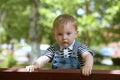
[63,42,67,44]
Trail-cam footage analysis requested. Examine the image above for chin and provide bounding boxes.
[63,45,69,48]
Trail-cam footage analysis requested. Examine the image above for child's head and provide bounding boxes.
[53,14,78,48]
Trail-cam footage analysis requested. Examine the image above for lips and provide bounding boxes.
[62,42,69,47]
[63,42,68,44]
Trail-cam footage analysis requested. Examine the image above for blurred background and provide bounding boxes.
[0,0,120,70]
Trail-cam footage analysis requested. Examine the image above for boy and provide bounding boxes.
[26,14,94,76]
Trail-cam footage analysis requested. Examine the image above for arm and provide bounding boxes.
[81,52,94,76]
[26,55,50,72]
[35,55,50,68]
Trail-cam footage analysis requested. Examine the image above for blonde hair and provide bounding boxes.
[53,14,78,31]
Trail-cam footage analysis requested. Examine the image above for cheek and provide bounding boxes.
[54,33,57,39]
[55,35,60,41]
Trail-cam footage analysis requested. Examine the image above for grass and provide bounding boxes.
[43,63,120,70]
[93,64,120,70]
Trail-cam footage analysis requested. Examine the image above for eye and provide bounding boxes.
[57,33,62,36]
[67,32,71,35]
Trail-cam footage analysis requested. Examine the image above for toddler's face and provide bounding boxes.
[54,23,78,48]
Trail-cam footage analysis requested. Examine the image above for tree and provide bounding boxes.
[0,0,29,43]
[29,0,40,63]
[0,0,120,63]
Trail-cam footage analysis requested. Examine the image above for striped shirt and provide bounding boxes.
[44,40,94,66]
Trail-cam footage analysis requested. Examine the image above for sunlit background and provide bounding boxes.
[0,0,120,69]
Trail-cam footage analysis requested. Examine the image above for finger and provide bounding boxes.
[84,69,88,76]
[89,69,92,75]
[26,65,34,72]
[82,68,91,76]
[26,66,30,72]
[86,69,92,76]
[82,68,86,76]
[27,66,32,72]
[26,66,28,71]
[30,65,35,72]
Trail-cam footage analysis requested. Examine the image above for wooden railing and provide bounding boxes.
[0,68,120,80]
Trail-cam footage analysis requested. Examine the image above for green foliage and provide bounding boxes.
[112,58,120,65]
[6,53,16,67]
[1,52,17,68]
[0,0,120,45]
[0,0,30,43]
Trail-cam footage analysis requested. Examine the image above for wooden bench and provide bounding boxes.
[0,68,120,80]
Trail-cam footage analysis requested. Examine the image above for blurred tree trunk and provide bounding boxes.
[29,0,40,63]
[0,10,6,43]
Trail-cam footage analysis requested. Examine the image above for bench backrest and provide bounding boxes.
[0,68,120,80]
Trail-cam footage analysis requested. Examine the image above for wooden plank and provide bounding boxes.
[0,68,120,80]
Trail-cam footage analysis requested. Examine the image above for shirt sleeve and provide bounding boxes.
[44,45,55,62]
[78,43,95,56]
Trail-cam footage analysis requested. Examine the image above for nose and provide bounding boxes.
[63,34,67,39]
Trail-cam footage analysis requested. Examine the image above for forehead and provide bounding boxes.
[54,24,75,33]
[54,21,77,31]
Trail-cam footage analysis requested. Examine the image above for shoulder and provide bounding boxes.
[74,40,95,55]
[74,40,87,48]
[73,40,87,52]
[46,43,60,52]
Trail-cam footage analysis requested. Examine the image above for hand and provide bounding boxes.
[26,65,40,72]
[81,65,92,76]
